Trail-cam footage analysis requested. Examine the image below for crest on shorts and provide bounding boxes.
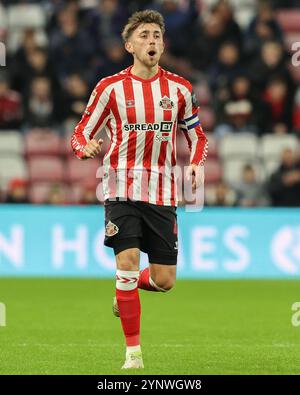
[105,221,119,237]
[159,96,174,110]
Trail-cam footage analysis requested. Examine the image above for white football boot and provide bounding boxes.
[122,351,144,369]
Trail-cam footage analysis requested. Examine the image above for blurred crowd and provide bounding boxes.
[0,0,300,207]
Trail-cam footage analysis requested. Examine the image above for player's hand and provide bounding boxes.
[186,163,205,191]
[83,139,103,159]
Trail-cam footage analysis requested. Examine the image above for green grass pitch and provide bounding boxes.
[0,278,300,375]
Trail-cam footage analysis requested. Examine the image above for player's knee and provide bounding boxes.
[155,278,175,292]
[116,249,139,271]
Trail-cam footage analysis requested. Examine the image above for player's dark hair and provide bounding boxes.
[122,10,165,42]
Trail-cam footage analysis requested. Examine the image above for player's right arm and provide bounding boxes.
[82,138,103,159]
[71,80,111,160]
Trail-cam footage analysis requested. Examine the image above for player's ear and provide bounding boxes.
[125,41,134,55]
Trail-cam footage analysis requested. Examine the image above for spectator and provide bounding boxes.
[245,0,283,59]
[214,99,258,137]
[24,76,59,128]
[214,73,267,132]
[49,6,94,82]
[5,179,29,204]
[13,46,61,104]
[156,0,198,57]
[269,148,300,206]
[293,88,300,133]
[211,0,242,49]
[11,29,37,87]
[63,73,89,123]
[262,77,294,134]
[84,0,128,54]
[206,181,237,207]
[187,12,226,71]
[45,183,68,205]
[209,41,244,91]
[92,38,131,83]
[270,0,299,8]
[233,164,270,207]
[248,40,294,93]
[0,74,22,130]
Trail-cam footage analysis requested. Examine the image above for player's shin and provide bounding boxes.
[116,270,141,349]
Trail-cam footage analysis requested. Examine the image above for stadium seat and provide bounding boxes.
[223,158,266,185]
[219,133,259,160]
[276,10,300,33]
[28,156,65,182]
[25,129,63,157]
[260,134,300,160]
[0,131,24,155]
[66,157,102,186]
[7,4,46,29]
[204,158,222,184]
[0,155,27,188]
[7,28,48,54]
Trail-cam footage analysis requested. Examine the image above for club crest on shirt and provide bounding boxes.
[159,96,174,110]
[105,221,119,237]
[126,100,135,108]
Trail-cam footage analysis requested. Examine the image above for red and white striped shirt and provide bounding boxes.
[71,66,208,206]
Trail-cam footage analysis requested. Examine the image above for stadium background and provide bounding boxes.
[1,0,300,375]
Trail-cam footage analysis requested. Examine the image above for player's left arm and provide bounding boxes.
[178,85,208,190]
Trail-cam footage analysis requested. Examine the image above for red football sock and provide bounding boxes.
[116,270,141,347]
[138,267,159,292]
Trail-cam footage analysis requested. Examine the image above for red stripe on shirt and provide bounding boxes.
[157,77,171,204]
[90,98,111,140]
[109,89,122,171]
[123,78,137,200]
[142,82,155,202]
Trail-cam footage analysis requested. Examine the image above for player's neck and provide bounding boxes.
[131,63,159,80]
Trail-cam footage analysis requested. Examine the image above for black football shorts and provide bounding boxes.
[104,198,178,265]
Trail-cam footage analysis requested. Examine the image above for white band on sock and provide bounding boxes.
[116,270,140,291]
[149,277,167,292]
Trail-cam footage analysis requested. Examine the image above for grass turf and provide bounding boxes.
[0,278,300,375]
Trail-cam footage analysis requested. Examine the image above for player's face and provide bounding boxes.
[126,23,164,68]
